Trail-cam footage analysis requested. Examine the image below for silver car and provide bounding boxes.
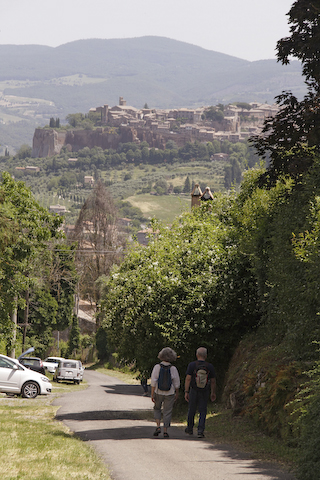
[0,354,52,398]
[54,359,83,384]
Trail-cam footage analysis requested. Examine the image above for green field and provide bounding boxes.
[127,193,191,224]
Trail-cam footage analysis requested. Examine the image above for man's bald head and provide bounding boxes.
[196,347,207,360]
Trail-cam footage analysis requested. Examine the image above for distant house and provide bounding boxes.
[118,217,132,227]
[49,204,67,215]
[212,153,229,161]
[25,166,40,173]
[84,175,94,186]
[137,228,158,245]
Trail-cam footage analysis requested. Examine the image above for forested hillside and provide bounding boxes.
[0,36,306,152]
[0,136,258,225]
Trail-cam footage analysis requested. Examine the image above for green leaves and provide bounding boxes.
[251,1,320,185]
[100,199,259,376]
[0,173,74,351]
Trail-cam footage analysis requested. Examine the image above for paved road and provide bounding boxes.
[53,370,296,480]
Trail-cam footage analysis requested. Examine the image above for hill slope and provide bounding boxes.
[0,36,306,151]
[1,36,306,108]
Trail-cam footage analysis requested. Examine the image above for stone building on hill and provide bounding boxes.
[32,97,278,158]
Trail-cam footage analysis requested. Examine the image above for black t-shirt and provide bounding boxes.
[186,360,216,390]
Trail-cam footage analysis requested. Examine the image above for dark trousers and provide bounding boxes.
[187,388,209,433]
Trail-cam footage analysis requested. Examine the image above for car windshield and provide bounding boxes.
[0,357,16,369]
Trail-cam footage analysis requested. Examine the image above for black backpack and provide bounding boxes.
[158,364,172,391]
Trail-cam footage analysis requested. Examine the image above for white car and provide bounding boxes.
[42,356,65,374]
[0,354,52,398]
[53,359,83,384]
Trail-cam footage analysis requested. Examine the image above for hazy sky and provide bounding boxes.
[1,0,294,61]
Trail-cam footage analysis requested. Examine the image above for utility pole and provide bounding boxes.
[22,288,29,349]
[9,301,17,358]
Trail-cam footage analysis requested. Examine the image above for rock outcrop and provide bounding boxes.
[31,124,191,158]
[32,125,138,158]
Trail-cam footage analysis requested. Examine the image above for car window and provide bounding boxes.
[62,362,77,368]
[21,359,37,366]
[0,357,16,369]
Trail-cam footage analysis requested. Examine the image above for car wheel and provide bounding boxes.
[21,381,39,398]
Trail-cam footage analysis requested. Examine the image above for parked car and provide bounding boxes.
[53,359,83,384]
[19,356,46,375]
[43,356,65,374]
[0,354,52,398]
[78,360,85,381]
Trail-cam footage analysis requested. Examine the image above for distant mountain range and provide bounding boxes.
[0,36,307,151]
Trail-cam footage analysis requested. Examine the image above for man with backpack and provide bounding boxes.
[184,347,216,438]
[150,347,180,438]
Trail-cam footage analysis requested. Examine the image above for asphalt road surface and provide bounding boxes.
[53,370,297,480]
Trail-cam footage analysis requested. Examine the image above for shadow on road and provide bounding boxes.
[52,420,296,480]
[56,409,151,422]
[101,383,148,396]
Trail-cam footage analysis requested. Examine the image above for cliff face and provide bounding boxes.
[32,126,136,158]
[32,128,67,158]
[31,125,188,158]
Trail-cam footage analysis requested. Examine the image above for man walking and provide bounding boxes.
[184,347,216,438]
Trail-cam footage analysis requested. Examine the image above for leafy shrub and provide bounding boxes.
[288,354,320,479]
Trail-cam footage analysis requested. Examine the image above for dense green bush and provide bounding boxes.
[100,199,260,382]
[296,359,320,479]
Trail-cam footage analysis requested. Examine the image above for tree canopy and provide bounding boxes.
[0,173,77,354]
[251,1,320,185]
[100,201,260,380]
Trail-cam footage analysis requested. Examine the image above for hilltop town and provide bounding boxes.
[32,98,278,158]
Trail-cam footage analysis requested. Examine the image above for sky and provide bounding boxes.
[1,0,294,62]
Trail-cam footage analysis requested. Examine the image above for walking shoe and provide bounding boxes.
[197,432,205,438]
[153,427,161,436]
[185,427,193,435]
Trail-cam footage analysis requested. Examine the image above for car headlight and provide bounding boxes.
[40,376,50,383]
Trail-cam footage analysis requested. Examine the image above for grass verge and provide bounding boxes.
[190,407,298,467]
[0,380,110,480]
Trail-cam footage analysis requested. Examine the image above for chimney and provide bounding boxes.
[191,183,203,208]
[200,187,214,202]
